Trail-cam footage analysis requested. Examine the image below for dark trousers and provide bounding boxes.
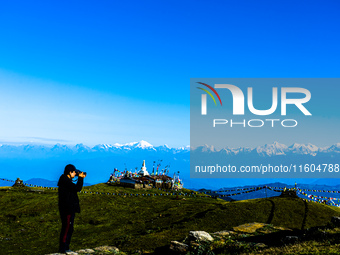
[59,213,75,252]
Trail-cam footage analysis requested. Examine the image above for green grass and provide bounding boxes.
[1,184,340,255]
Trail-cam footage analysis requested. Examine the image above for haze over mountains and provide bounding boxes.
[192,142,340,180]
[0,140,190,186]
[0,140,339,189]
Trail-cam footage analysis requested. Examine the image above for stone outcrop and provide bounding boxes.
[169,241,189,253]
[188,231,214,242]
[212,230,235,236]
[12,178,25,187]
[233,222,267,233]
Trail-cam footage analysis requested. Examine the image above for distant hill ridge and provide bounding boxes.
[24,178,92,187]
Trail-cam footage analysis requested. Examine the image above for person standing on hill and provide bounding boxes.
[58,164,86,253]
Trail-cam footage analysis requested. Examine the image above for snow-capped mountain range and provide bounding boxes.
[0,140,191,185]
[193,141,340,157]
[0,140,339,157]
[0,140,339,188]
[0,140,190,158]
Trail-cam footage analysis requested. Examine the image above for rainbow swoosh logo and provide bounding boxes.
[196,82,222,106]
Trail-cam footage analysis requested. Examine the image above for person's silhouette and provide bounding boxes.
[57,164,86,253]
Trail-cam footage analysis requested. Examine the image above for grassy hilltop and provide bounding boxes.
[1,184,340,255]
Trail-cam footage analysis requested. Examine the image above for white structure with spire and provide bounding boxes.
[138,160,149,176]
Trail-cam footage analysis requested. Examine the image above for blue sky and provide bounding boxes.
[0,0,339,147]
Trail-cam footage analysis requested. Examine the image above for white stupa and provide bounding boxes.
[138,160,149,176]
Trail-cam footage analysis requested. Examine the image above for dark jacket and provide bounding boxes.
[58,174,84,215]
